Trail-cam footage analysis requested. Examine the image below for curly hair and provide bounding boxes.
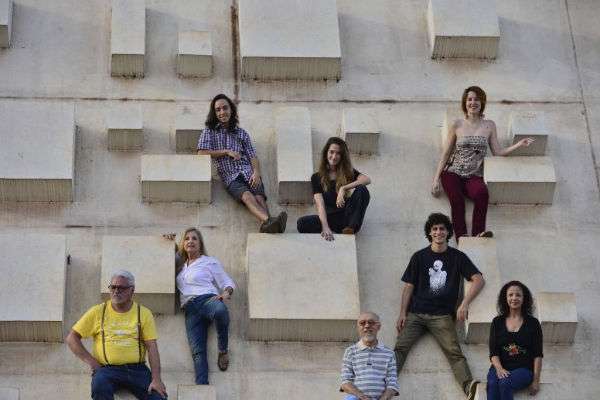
[317,137,355,193]
[461,86,487,118]
[496,280,535,317]
[424,212,454,242]
[205,93,239,130]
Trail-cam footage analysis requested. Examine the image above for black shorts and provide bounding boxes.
[226,175,267,201]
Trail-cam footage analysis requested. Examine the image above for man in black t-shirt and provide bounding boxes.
[394,213,485,400]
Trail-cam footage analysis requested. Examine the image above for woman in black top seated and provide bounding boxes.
[297,137,371,241]
[487,281,543,400]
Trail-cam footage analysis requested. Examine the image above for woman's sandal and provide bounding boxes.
[217,351,229,371]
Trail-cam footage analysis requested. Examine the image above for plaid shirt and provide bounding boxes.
[197,124,258,187]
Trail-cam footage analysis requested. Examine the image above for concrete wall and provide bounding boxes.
[1,0,599,399]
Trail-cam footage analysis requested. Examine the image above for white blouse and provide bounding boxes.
[176,255,236,306]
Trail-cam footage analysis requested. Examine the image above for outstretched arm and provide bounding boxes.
[488,121,534,156]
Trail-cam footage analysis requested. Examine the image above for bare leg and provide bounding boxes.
[255,194,270,217]
[241,191,269,223]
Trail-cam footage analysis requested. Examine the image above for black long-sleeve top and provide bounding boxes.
[489,315,543,371]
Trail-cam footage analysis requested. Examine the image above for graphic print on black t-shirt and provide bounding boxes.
[428,259,447,295]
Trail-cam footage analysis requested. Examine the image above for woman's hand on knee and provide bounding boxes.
[496,367,510,379]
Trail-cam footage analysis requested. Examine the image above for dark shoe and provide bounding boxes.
[477,231,494,238]
[276,211,287,233]
[217,351,229,371]
[465,380,479,400]
[341,227,355,235]
[259,218,279,233]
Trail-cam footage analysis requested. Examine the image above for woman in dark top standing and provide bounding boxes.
[297,137,371,241]
[487,281,543,400]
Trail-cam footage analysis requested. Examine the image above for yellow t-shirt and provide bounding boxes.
[72,301,158,365]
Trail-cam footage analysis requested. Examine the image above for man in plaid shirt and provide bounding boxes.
[198,94,286,233]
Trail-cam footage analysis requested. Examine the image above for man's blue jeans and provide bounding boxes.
[486,366,533,400]
[91,363,165,400]
[184,293,230,385]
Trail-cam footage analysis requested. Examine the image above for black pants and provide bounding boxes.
[297,185,370,233]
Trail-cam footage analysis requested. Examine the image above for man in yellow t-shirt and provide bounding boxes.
[66,270,168,399]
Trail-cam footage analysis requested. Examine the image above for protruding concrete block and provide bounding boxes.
[111,0,145,77]
[175,105,203,153]
[0,0,13,48]
[177,31,213,78]
[427,0,500,59]
[0,101,75,202]
[484,156,556,204]
[246,234,360,341]
[459,237,500,344]
[536,292,577,344]
[239,0,341,80]
[0,233,66,342]
[474,382,553,399]
[107,103,143,151]
[341,108,381,155]
[0,387,19,400]
[177,385,216,400]
[140,155,211,203]
[101,236,176,315]
[276,107,313,204]
[509,112,549,156]
[441,107,464,147]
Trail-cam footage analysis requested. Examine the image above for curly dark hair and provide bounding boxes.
[497,280,535,317]
[205,93,239,130]
[424,212,453,242]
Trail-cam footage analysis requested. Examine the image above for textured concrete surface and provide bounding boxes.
[475,382,554,399]
[107,103,143,151]
[276,107,313,204]
[484,156,557,204]
[238,0,341,80]
[0,387,19,400]
[427,0,500,59]
[100,235,176,315]
[459,237,501,344]
[246,234,359,341]
[509,111,549,156]
[177,384,216,400]
[110,0,145,77]
[0,233,66,342]
[174,104,203,153]
[536,292,578,344]
[0,0,12,48]
[140,154,211,203]
[0,0,600,399]
[341,108,381,155]
[177,31,212,78]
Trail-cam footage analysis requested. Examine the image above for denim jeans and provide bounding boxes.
[486,366,533,400]
[91,363,165,400]
[184,293,230,385]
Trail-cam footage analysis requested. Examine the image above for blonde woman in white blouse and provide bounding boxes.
[175,228,235,385]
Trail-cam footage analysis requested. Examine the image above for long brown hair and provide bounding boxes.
[177,228,207,272]
[318,137,354,193]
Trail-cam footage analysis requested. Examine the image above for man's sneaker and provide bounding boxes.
[466,380,479,400]
[259,218,279,233]
[217,351,229,371]
[276,211,287,233]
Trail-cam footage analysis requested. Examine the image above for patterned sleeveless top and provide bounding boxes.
[446,135,488,177]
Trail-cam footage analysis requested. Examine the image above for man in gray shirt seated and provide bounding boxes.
[340,312,399,400]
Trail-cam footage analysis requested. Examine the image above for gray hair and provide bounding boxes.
[110,270,135,287]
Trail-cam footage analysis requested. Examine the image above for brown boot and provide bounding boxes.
[259,218,279,233]
[217,351,229,371]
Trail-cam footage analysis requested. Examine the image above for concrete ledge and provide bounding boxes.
[101,236,176,315]
[536,292,577,344]
[239,0,341,80]
[427,0,500,59]
[140,155,211,203]
[0,101,75,202]
[177,31,212,78]
[341,108,380,155]
[484,156,556,204]
[0,233,66,342]
[475,382,553,399]
[175,105,203,153]
[509,112,548,156]
[0,388,19,400]
[0,0,12,48]
[246,234,359,341]
[276,107,313,204]
[107,103,143,151]
[110,0,145,77]
[459,237,500,344]
[177,385,216,400]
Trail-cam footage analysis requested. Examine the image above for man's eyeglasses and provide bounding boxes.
[108,284,132,292]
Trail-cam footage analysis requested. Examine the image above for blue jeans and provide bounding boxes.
[91,363,165,400]
[184,293,230,385]
[487,366,533,400]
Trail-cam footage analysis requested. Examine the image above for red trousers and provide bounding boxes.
[441,171,489,239]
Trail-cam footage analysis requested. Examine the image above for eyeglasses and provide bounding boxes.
[108,284,132,292]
